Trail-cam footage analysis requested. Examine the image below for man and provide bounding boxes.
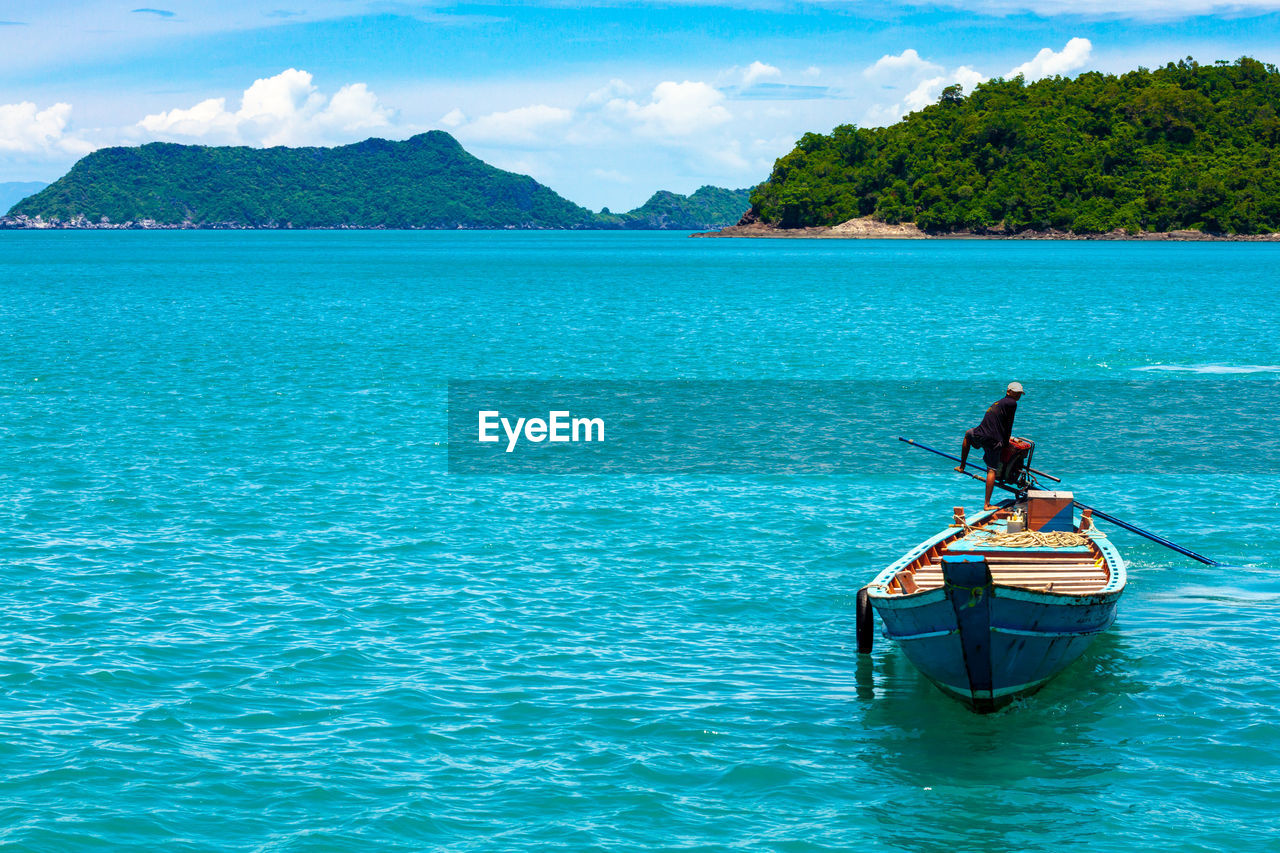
[955,382,1025,510]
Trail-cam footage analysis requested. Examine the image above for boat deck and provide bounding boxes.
[896,518,1111,595]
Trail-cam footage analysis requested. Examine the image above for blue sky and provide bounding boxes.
[3,1,1280,210]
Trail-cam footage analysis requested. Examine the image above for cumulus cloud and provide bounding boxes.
[583,79,635,108]
[1006,37,1092,81]
[864,49,943,78]
[742,61,782,86]
[464,104,573,144]
[0,101,95,155]
[446,79,733,153]
[607,81,732,137]
[137,69,392,147]
[862,37,1096,127]
[439,108,467,128]
[944,0,1280,17]
[718,62,834,100]
[324,83,391,131]
[904,66,988,111]
[862,102,911,128]
[439,77,758,210]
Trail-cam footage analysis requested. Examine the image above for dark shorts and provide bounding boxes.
[966,428,1003,471]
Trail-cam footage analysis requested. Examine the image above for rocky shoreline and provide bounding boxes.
[693,216,1280,241]
[0,214,601,230]
[0,214,723,231]
[6,211,1279,240]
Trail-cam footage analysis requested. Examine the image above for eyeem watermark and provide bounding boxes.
[478,410,605,452]
[448,379,1280,476]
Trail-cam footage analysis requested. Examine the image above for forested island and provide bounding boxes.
[742,57,1280,237]
[3,131,749,231]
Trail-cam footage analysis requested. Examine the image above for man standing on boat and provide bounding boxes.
[956,382,1024,510]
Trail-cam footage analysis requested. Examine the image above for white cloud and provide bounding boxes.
[945,0,1280,17]
[606,81,732,137]
[902,78,945,112]
[903,66,988,111]
[862,101,910,127]
[448,78,734,172]
[137,69,392,147]
[0,101,95,155]
[583,79,635,108]
[445,76,765,210]
[742,61,782,86]
[464,104,573,144]
[139,97,239,139]
[864,39,1093,125]
[237,68,322,127]
[863,49,943,79]
[1006,37,1093,81]
[322,83,392,132]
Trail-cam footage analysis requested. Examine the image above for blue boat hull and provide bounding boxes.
[872,582,1120,711]
[865,512,1127,712]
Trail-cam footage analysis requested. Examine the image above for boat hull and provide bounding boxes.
[865,510,1127,712]
[872,581,1120,712]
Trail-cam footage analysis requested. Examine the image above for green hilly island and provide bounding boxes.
[6,131,750,230]
[602,186,752,230]
[749,57,1280,235]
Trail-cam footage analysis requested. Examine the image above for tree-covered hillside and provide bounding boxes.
[11,132,600,228]
[606,186,751,229]
[8,132,750,230]
[750,57,1280,234]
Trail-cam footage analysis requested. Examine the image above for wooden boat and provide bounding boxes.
[861,491,1126,712]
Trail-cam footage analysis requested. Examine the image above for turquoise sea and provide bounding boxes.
[2,231,1278,851]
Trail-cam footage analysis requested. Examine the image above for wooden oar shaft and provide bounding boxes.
[897,436,1017,493]
[1073,501,1219,566]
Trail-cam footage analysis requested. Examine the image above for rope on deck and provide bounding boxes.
[978,530,1091,548]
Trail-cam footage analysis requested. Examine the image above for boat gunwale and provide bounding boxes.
[866,503,1127,601]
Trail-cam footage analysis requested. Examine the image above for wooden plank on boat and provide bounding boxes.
[979,553,1096,559]
[990,566,1106,573]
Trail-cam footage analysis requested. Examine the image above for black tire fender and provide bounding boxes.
[856,586,874,654]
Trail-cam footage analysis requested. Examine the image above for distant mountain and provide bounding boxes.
[4,133,751,231]
[1,181,49,213]
[606,186,752,230]
[8,132,599,228]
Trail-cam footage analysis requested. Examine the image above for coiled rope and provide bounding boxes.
[978,530,1092,548]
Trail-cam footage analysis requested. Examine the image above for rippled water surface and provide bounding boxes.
[2,232,1278,851]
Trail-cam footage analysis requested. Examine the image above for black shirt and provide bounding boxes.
[971,396,1017,448]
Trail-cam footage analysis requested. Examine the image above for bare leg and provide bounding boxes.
[984,468,997,510]
[955,433,971,473]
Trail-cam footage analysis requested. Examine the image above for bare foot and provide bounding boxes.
[954,465,965,473]
[983,504,998,511]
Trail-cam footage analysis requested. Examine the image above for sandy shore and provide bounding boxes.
[693,216,1280,241]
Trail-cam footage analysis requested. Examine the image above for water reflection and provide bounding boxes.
[847,632,1139,847]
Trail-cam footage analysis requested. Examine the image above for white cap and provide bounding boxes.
[1008,381,1024,394]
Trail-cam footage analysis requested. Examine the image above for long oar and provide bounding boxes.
[897,436,1061,483]
[897,436,1019,492]
[897,436,1220,566]
[1069,500,1218,566]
